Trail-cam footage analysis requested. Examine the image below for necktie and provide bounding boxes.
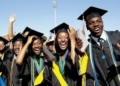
[98,38,120,84]
[97,38,109,78]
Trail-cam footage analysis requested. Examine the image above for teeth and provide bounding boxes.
[95,27,99,30]
[35,49,39,51]
[15,49,19,53]
[60,43,66,45]
[61,43,65,45]
[61,45,66,48]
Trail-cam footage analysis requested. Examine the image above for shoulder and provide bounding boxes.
[106,30,120,36]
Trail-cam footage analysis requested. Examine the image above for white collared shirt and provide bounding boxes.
[91,30,107,46]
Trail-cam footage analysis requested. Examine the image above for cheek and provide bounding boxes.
[32,45,34,50]
[39,44,42,48]
[57,39,61,44]
[100,23,103,27]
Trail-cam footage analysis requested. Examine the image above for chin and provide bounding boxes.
[34,52,40,56]
[96,32,102,37]
[60,47,67,51]
[15,53,18,56]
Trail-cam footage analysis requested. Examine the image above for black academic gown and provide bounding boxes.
[14,54,53,86]
[52,52,81,86]
[0,46,13,86]
[86,30,120,86]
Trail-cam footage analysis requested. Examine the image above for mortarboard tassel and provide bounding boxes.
[82,15,85,36]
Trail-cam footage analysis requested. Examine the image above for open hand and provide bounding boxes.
[9,14,16,23]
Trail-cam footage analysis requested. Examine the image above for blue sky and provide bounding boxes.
[0,0,120,38]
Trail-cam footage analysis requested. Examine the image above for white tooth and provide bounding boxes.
[61,43,65,45]
[95,27,99,30]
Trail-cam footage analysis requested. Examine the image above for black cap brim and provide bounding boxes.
[50,22,69,34]
[12,33,24,43]
[22,30,44,44]
[22,27,32,34]
[77,6,108,21]
[0,36,9,45]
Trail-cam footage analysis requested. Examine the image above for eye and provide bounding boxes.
[97,20,102,23]
[88,21,94,25]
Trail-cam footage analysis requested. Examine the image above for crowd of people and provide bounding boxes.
[0,6,120,86]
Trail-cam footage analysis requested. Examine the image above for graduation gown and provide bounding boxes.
[0,46,13,86]
[15,54,53,86]
[86,30,120,86]
[51,52,82,86]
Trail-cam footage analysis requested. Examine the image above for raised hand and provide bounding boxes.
[68,26,76,41]
[9,14,16,23]
[27,36,37,45]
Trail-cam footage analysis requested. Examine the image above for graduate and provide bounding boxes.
[16,29,53,86]
[8,33,24,86]
[46,35,56,54]
[77,6,120,86]
[45,23,87,86]
[0,36,10,86]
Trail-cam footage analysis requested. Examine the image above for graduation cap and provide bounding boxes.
[77,6,108,21]
[46,35,54,46]
[23,29,44,44]
[12,33,24,43]
[27,30,44,39]
[50,22,69,34]
[0,36,9,45]
[22,27,32,35]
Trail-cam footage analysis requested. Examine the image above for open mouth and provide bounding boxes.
[94,27,101,33]
[15,49,20,54]
[34,48,40,54]
[60,43,67,49]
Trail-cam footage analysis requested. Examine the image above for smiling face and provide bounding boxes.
[57,32,69,51]
[47,42,55,52]
[86,17,104,37]
[32,38,42,55]
[13,41,23,55]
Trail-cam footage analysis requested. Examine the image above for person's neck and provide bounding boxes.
[33,54,40,60]
[91,34,100,38]
[0,52,3,57]
[60,50,67,60]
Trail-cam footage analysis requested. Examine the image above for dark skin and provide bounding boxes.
[57,32,69,60]
[0,41,5,57]
[32,38,42,56]
[13,41,23,56]
[86,17,103,37]
[86,17,120,50]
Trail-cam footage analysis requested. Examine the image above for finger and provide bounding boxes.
[69,26,72,31]
[67,29,70,34]
[117,43,120,47]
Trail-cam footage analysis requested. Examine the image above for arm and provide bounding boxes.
[68,26,76,64]
[8,14,16,40]
[43,38,49,47]
[16,36,35,66]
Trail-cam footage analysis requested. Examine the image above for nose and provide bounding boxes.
[15,45,20,49]
[34,43,39,48]
[94,22,99,27]
[61,37,65,42]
